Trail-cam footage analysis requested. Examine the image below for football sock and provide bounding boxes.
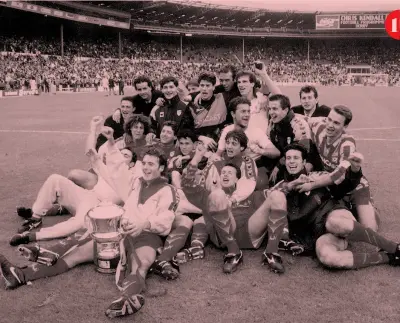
[352,251,389,269]
[347,221,398,253]
[121,270,146,299]
[191,222,208,247]
[22,259,69,282]
[158,226,191,262]
[208,209,240,255]
[265,209,288,254]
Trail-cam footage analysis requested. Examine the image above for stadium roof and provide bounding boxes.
[178,0,399,12]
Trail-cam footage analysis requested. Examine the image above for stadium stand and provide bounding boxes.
[0,1,399,93]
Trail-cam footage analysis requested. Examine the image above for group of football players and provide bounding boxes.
[1,63,399,319]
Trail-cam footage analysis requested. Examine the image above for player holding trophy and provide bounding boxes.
[0,120,179,319]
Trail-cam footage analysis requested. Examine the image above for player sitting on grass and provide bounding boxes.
[306,105,380,231]
[202,129,258,204]
[0,145,179,320]
[262,144,400,273]
[9,116,141,246]
[174,142,301,274]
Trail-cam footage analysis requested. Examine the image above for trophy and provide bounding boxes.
[85,203,124,274]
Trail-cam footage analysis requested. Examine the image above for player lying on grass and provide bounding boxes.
[9,116,141,246]
[174,141,302,274]
[0,146,179,319]
[305,105,380,231]
[263,144,400,273]
[22,127,191,283]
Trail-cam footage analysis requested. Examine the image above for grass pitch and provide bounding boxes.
[0,86,399,323]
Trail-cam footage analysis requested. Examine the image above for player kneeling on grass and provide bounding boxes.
[307,105,380,231]
[9,116,140,247]
[174,142,299,274]
[0,146,179,319]
[263,144,400,273]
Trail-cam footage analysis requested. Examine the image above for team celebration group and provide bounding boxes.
[1,63,399,319]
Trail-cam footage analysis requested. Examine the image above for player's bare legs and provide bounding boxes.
[316,210,399,269]
[67,169,98,190]
[356,203,379,232]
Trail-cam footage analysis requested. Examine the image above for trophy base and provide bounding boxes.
[94,242,121,274]
[95,255,120,274]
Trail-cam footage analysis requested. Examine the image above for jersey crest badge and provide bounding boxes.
[287,137,291,144]
[177,110,182,116]
[160,112,164,118]
[170,151,175,157]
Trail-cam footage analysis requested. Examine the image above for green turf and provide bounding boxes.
[0,87,399,323]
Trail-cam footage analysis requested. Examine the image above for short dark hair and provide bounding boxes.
[222,162,242,179]
[198,72,217,86]
[142,147,167,170]
[133,76,152,90]
[120,147,138,164]
[235,70,257,84]
[299,85,318,99]
[219,65,237,80]
[225,129,248,150]
[269,94,291,110]
[120,96,134,104]
[160,76,178,88]
[177,129,198,143]
[284,143,308,160]
[124,114,151,136]
[229,96,251,114]
[162,121,178,135]
[333,105,353,126]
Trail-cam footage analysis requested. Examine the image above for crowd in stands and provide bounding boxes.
[1,35,399,90]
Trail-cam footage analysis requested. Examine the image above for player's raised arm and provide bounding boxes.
[85,115,104,159]
[254,61,282,95]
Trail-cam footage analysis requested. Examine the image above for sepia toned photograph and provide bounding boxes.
[0,0,399,322]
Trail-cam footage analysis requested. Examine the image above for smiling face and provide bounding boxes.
[219,72,235,92]
[142,155,164,181]
[225,137,244,158]
[130,122,145,140]
[300,91,318,112]
[199,79,214,100]
[285,149,306,175]
[220,165,239,188]
[162,81,178,100]
[160,125,175,144]
[120,100,134,119]
[179,137,195,156]
[237,75,254,97]
[268,100,288,124]
[326,110,347,138]
[135,82,152,101]
[232,103,251,128]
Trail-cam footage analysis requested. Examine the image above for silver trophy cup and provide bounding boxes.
[85,203,124,274]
